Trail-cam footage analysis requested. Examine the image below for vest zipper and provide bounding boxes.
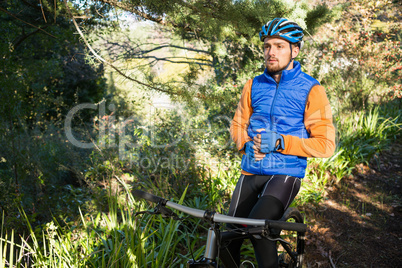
[270,77,282,131]
[260,77,281,174]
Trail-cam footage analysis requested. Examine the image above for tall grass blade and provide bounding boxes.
[10,230,14,268]
[1,212,4,268]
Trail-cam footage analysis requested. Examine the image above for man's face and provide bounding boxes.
[263,37,298,73]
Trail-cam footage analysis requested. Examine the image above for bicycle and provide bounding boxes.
[133,190,307,268]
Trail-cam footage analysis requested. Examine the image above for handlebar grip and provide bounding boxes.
[269,220,307,233]
[132,190,164,204]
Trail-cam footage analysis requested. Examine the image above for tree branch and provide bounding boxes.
[39,0,48,23]
[95,0,167,25]
[12,26,49,50]
[123,55,212,67]
[140,44,211,55]
[103,41,211,56]
[21,0,43,11]
[95,0,194,32]
[63,0,179,96]
[0,7,57,40]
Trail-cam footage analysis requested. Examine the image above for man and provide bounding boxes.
[225,18,336,267]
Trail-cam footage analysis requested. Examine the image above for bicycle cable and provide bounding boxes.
[176,216,199,264]
[240,260,256,268]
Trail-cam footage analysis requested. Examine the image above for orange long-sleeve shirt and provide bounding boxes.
[230,79,336,175]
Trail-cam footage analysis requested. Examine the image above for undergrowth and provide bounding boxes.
[1,98,401,267]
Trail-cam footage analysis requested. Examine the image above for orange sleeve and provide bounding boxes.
[230,79,254,154]
[279,85,336,158]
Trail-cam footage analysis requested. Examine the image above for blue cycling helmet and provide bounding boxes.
[259,18,304,46]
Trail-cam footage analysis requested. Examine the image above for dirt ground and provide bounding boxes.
[303,144,402,268]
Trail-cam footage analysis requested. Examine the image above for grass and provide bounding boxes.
[336,107,401,166]
[296,105,401,206]
[1,101,400,267]
[0,179,214,267]
[0,215,18,268]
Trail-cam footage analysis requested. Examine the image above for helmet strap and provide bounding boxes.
[287,43,295,69]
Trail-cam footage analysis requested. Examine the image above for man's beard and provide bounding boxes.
[266,56,291,73]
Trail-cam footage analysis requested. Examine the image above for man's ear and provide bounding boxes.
[292,44,300,58]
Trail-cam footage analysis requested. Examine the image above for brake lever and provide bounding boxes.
[155,205,178,218]
[134,202,179,219]
[134,210,159,216]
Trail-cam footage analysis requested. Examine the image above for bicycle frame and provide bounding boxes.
[187,225,299,267]
[133,190,306,268]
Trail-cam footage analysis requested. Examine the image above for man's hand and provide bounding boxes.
[245,141,266,161]
[253,129,284,153]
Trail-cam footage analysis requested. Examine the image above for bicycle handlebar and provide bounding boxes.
[133,189,164,204]
[133,190,307,233]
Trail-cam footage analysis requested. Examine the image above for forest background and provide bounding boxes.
[0,0,401,267]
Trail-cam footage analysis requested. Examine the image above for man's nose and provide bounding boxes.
[268,48,276,56]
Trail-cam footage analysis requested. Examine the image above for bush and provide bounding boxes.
[301,0,401,114]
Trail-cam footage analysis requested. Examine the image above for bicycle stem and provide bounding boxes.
[204,228,218,261]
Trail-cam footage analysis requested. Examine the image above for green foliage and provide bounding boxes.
[0,0,401,266]
[0,0,107,232]
[300,104,401,206]
[335,106,401,167]
[85,0,335,92]
[301,0,402,113]
[304,3,340,35]
[0,181,216,267]
[0,1,106,117]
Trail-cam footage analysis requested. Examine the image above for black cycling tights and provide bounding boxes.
[220,174,301,268]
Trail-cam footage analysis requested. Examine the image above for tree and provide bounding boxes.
[302,0,402,113]
[0,0,336,227]
[68,0,335,98]
[0,0,106,220]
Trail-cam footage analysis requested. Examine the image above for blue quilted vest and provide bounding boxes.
[240,61,319,178]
